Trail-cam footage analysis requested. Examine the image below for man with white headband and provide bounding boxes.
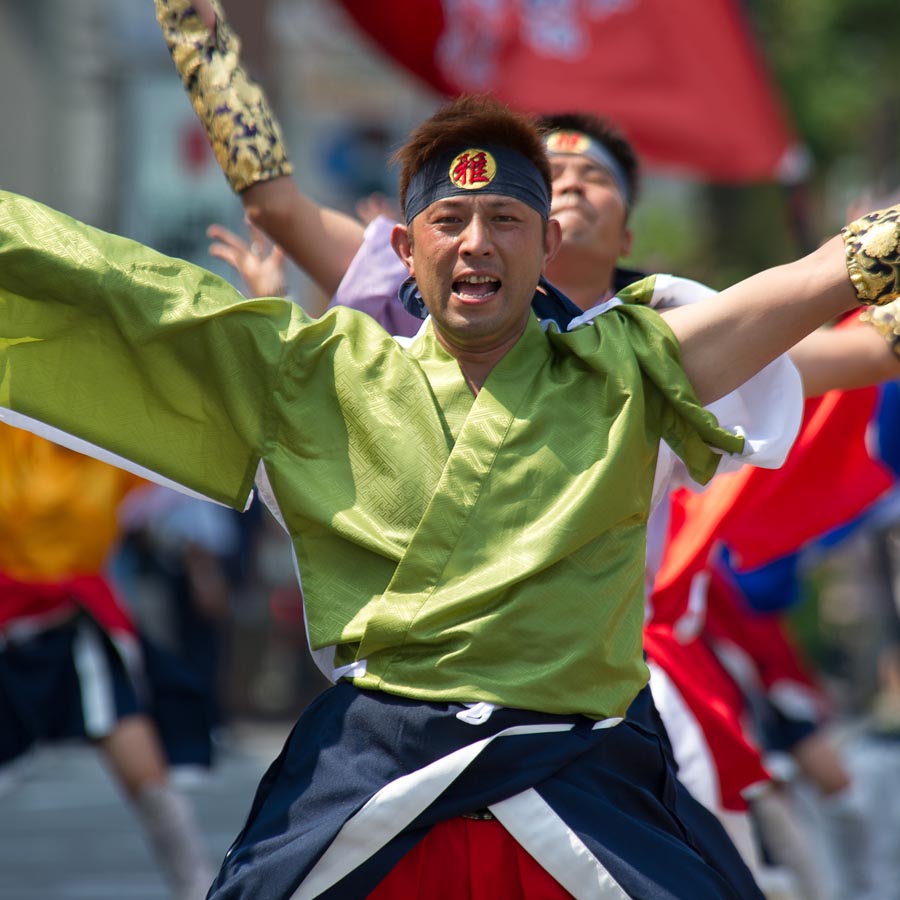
[539,114,641,308]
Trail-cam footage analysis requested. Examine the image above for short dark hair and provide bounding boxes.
[538,112,641,207]
[393,94,551,217]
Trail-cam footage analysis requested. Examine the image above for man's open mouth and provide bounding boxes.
[453,275,501,299]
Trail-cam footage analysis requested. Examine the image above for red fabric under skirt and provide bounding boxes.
[368,816,574,899]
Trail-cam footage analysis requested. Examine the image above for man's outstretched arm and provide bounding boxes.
[155,0,366,297]
[662,210,900,406]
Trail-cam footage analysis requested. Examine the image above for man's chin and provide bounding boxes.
[442,305,504,334]
[553,217,592,246]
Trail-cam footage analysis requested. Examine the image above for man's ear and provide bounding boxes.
[390,223,414,275]
[543,217,563,268]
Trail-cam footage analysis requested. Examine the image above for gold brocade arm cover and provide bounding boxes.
[155,0,293,193]
[842,205,900,306]
[859,297,900,357]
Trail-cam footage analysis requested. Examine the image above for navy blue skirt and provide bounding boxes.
[207,684,763,899]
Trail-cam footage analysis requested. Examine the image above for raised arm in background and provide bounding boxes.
[789,314,900,398]
[156,0,366,298]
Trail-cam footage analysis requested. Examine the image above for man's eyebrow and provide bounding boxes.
[581,161,614,175]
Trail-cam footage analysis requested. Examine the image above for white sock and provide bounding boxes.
[752,788,830,900]
[719,807,806,900]
[133,782,215,900]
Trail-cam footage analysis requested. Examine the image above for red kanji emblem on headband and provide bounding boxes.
[449,149,497,190]
[545,130,591,155]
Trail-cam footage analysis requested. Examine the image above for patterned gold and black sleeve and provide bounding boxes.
[154,0,293,193]
[859,298,900,358]
[842,206,900,306]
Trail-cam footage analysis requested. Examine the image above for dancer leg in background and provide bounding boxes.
[0,426,213,900]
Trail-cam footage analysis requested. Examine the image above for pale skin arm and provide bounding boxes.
[788,322,900,398]
[661,236,859,406]
[209,191,400,304]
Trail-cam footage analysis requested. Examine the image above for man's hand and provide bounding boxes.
[354,193,399,227]
[208,221,287,299]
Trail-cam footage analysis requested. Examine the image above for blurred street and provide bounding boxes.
[0,722,290,900]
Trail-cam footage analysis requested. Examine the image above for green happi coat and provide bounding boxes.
[0,191,743,720]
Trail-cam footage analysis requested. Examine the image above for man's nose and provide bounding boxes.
[460,216,493,256]
[552,168,584,197]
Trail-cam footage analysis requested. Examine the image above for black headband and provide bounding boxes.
[404,144,551,224]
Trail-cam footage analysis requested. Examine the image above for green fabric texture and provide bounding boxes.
[0,190,742,719]
[0,192,285,507]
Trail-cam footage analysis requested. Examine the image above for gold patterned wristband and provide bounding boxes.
[841,205,900,306]
[155,0,293,193]
[860,298,900,359]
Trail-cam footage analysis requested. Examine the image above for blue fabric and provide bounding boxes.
[531,277,587,331]
[723,549,804,614]
[758,699,819,754]
[207,684,762,900]
[722,512,879,614]
[140,636,214,768]
[875,381,900,477]
[0,615,213,768]
[0,616,141,763]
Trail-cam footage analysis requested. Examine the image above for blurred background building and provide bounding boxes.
[0,0,436,309]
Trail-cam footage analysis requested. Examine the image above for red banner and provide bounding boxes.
[337,0,806,182]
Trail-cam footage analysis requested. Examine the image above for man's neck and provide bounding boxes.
[545,252,616,311]
[434,323,528,395]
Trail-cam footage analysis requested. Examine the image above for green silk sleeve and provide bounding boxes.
[0,190,297,509]
[558,275,745,486]
[613,281,745,482]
